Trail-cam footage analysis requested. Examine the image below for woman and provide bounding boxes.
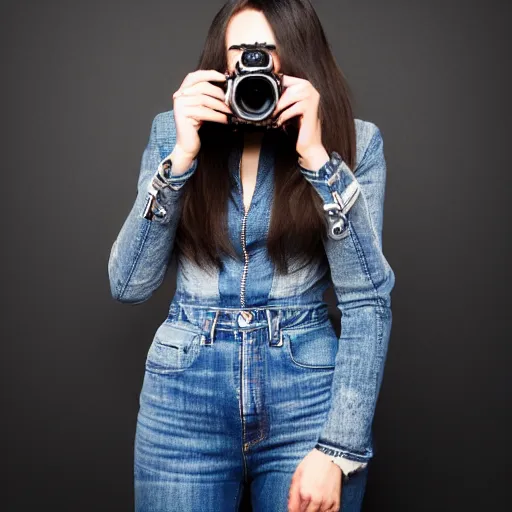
[108,1,395,510]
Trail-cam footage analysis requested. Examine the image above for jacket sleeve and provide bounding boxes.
[299,123,395,464]
[107,112,197,304]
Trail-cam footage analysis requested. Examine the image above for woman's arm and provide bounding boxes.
[107,111,197,304]
[299,121,396,466]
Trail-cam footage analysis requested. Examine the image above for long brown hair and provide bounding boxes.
[175,0,356,275]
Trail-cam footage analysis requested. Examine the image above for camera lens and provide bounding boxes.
[235,76,274,116]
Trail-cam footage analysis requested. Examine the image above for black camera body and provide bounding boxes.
[223,43,282,127]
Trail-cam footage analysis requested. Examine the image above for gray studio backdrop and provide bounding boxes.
[3,0,510,511]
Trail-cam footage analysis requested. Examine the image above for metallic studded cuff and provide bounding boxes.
[142,193,168,221]
[323,202,349,240]
[299,151,361,241]
[141,155,198,221]
[157,155,198,191]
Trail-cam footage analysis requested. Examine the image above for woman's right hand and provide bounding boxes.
[171,70,232,164]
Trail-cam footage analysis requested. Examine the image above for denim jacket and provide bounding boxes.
[108,110,395,473]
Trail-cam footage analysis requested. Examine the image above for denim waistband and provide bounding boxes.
[167,300,331,346]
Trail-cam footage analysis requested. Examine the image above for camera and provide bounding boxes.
[223,42,282,127]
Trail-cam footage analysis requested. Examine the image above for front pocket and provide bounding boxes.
[281,321,339,370]
[145,321,203,374]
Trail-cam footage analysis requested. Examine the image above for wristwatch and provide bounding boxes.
[314,444,368,480]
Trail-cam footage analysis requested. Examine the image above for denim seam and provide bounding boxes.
[372,310,385,423]
[233,480,244,510]
[108,239,122,299]
[352,127,383,247]
[173,302,324,311]
[117,220,151,301]
[245,431,267,448]
[344,131,388,314]
[279,312,330,332]
[373,308,389,415]
[354,124,379,177]
[347,221,387,314]
[284,333,336,370]
[146,335,201,374]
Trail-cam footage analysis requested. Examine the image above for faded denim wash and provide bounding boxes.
[107,109,395,511]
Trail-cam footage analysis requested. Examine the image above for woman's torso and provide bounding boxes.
[173,125,332,310]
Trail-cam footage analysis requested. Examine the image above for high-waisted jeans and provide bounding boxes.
[134,301,369,511]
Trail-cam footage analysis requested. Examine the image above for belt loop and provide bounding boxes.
[267,309,282,347]
[266,309,272,343]
[276,309,283,346]
[210,309,220,346]
[200,309,219,346]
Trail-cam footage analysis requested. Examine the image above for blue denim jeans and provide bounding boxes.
[134,301,369,511]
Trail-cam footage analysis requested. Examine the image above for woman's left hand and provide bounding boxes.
[272,74,330,171]
[288,448,343,512]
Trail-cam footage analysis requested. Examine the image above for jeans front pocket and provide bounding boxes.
[145,320,203,374]
[281,320,339,370]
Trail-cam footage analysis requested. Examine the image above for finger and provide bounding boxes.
[272,85,307,118]
[177,91,232,115]
[303,495,322,512]
[276,102,304,127]
[199,93,232,115]
[288,475,302,512]
[176,80,228,103]
[280,74,306,88]
[299,494,312,512]
[175,84,232,113]
[182,69,227,88]
[184,105,229,124]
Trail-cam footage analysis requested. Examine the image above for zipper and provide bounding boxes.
[236,132,264,310]
[237,145,249,455]
[235,146,251,309]
[240,208,249,308]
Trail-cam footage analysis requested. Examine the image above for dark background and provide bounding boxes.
[2,0,510,510]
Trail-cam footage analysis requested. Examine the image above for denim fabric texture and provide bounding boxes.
[108,109,395,511]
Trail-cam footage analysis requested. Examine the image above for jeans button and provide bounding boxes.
[237,310,253,327]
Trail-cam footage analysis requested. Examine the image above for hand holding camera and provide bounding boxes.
[171,69,233,172]
[170,42,324,175]
[173,42,282,147]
